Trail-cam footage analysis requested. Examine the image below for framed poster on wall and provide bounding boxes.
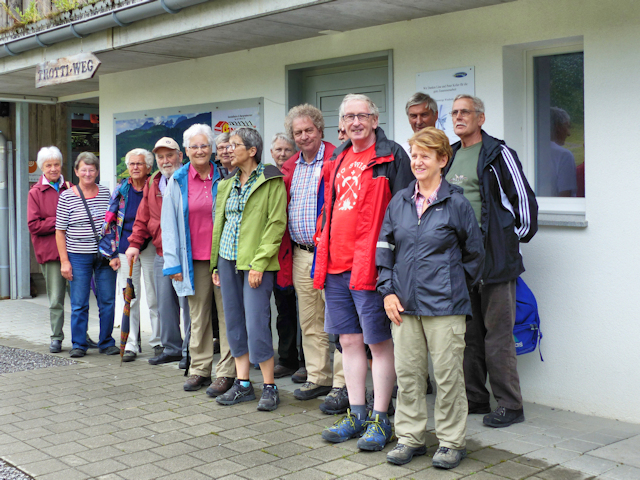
[113,98,263,180]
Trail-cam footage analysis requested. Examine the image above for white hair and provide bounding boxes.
[339,94,380,119]
[271,133,296,150]
[125,148,154,169]
[36,146,63,170]
[183,123,215,149]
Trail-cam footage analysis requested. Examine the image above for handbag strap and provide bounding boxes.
[76,185,101,247]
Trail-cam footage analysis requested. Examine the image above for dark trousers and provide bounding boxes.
[463,279,523,411]
[274,286,304,369]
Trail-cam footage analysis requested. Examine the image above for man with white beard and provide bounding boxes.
[126,137,191,368]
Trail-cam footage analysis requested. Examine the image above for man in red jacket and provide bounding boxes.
[278,104,347,413]
[316,94,413,451]
[28,146,72,353]
[124,138,197,368]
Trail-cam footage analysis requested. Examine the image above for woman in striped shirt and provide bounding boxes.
[55,152,119,358]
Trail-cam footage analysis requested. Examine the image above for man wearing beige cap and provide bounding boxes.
[126,137,191,367]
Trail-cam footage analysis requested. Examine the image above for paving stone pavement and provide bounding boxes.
[1,297,640,480]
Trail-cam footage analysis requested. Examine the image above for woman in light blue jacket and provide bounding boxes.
[161,124,234,396]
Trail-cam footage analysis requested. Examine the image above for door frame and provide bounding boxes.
[285,50,394,140]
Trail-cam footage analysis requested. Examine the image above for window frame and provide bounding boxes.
[525,42,585,217]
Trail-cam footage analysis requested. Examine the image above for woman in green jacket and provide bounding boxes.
[211,127,287,411]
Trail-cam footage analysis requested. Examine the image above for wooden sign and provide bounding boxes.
[36,52,101,88]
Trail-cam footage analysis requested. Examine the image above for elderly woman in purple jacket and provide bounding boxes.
[376,127,484,469]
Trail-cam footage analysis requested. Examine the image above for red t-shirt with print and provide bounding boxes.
[328,143,376,274]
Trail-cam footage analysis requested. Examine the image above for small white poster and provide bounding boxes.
[416,66,475,142]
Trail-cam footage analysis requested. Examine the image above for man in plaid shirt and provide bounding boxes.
[279,104,347,413]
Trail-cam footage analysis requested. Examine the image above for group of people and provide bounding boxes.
[27,91,538,469]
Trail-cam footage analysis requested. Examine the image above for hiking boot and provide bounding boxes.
[366,390,395,417]
[321,409,366,443]
[273,364,296,378]
[183,375,212,391]
[319,386,349,415]
[179,357,188,370]
[216,379,256,405]
[468,400,491,414]
[357,413,394,451]
[291,367,307,384]
[387,443,427,465]
[483,406,525,428]
[69,348,85,358]
[206,377,235,397]
[99,346,120,355]
[294,382,332,401]
[153,345,164,356]
[49,340,62,354]
[213,338,220,354]
[432,446,467,469]
[148,352,181,365]
[122,350,136,362]
[257,384,280,411]
[86,336,98,349]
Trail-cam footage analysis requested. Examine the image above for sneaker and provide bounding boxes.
[365,390,395,417]
[357,413,394,451]
[206,377,235,397]
[153,345,164,356]
[257,384,280,411]
[99,346,120,355]
[122,350,136,362]
[49,340,62,354]
[183,375,212,391]
[387,443,427,465]
[291,367,307,384]
[468,400,491,414]
[483,406,525,428]
[319,386,349,415]
[321,409,366,443]
[69,348,85,358]
[432,446,467,469]
[216,379,256,405]
[294,382,332,401]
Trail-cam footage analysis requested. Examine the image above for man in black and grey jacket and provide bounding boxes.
[444,94,538,428]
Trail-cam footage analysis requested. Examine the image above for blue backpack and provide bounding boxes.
[514,277,543,360]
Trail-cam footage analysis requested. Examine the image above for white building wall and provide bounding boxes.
[99,0,640,422]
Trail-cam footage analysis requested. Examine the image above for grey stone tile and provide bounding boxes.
[398,467,463,479]
[254,429,302,445]
[271,453,323,471]
[359,462,413,479]
[153,454,205,473]
[493,440,543,455]
[239,463,290,479]
[294,433,331,449]
[575,431,622,446]
[561,454,618,475]
[535,466,594,480]
[544,427,584,439]
[554,438,601,453]
[76,445,125,462]
[58,454,90,467]
[305,445,352,462]
[40,441,88,457]
[150,441,199,458]
[450,457,490,475]
[38,468,91,480]
[224,437,270,453]
[524,447,581,465]
[189,445,237,463]
[76,458,122,476]
[75,433,116,448]
[321,458,367,476]
[600,464,640,480]
[117,450,165,468]
[588,434,640,468]
[486,459,542,479]
[110,426,156,441]
[118,464,170,480]
[112,437,159,454]
[4,448,52,464]
[193,459,245,477]
[280,467,337,480]
[156,470,211,480]
[216,426,260,441]
[469,429,522,447]
[468,447,519,464]
[263,441,310,458]
[232,450,278,467]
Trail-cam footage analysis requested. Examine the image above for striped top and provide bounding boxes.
[55,185,111,254]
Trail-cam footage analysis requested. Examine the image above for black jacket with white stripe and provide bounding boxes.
[445,130,538,285]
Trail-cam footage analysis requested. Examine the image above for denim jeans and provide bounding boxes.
[68,252,117,351]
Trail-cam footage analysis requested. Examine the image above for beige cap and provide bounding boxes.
[152,137,180,153]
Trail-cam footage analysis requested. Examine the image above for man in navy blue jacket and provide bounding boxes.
[444,94,538,428]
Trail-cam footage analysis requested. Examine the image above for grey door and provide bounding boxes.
[300,60,389,147]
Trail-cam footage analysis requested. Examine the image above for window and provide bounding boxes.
[525,43,586,220]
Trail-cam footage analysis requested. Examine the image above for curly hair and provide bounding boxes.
[284,104,325,140]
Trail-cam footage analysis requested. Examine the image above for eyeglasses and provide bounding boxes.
[78,168,97,175]
[128,162,146,168]
[216,145,229,152]
[342,113,373,123]
[337,129,346,135]
[225,143,245,152]
[188,144,211,151]
[449,109,478,118]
